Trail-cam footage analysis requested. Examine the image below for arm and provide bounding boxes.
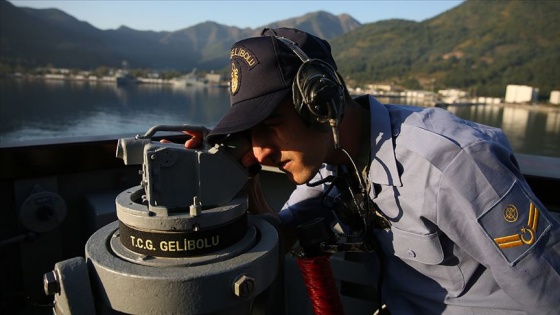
[437,141,560,314]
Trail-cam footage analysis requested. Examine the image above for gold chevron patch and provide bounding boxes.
[477,181,552,265]
[494,203,539,249]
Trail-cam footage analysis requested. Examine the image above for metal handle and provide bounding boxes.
[136,124,209,140]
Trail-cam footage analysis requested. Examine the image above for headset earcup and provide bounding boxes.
[292,85,316,132]
[293,60,343,132]
[292,65,327,132]
[292,78,305,117]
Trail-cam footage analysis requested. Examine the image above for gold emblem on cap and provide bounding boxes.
[503,204,518,222]
[230,62,239,95]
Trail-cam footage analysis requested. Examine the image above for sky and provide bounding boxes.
[9,0,464,32]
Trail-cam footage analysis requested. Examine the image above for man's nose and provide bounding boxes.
[252,145,275,166]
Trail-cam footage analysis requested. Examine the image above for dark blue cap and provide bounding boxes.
[207,27,337,143]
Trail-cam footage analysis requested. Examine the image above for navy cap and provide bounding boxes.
[207,27,337,143]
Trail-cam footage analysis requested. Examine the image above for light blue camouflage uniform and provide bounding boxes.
[279,95,560,314]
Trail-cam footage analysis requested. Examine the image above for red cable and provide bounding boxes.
[297,255,345,315]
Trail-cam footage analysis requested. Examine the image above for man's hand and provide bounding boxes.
[160,130,203,148]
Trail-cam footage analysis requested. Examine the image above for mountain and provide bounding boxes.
[0,0,119,68]
[1,0,558,98]
[331,0,560,97]
[265,10,361,39]
[0,0,360,71]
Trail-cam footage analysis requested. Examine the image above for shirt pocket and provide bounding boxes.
[392,226,444,265]
[390,226,466,294]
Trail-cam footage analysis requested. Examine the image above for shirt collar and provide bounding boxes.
[359,95,402,187]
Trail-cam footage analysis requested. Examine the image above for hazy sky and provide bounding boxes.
[9,0,464,32]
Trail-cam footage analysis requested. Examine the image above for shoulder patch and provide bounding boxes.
[478,181,552,266]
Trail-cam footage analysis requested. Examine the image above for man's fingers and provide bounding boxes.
[183,130,203,148]
[185,136,202,148]
[159,130,204,148]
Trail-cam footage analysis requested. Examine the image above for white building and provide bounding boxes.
[477,97,502,104]
[549,90,560,105]
[366,84,393,92]
[505,85,539,104]
[438,89,469,104]
[205,73,222,84]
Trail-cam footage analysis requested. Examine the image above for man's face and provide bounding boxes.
[250,98,332,185]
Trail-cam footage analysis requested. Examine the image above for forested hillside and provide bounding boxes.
[332,0,560,97]
[2,0,558,98]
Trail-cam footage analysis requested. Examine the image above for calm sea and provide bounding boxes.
[1,78,559,158]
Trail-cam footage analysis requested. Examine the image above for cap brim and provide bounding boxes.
[207,88,290,143]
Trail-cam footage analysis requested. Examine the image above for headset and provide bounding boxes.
[276,38,391,313]
[276,36,391,234]
[275,36,346,148]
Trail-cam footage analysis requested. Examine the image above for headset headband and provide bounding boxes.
[276,37,310,62]
[275,35,345,148]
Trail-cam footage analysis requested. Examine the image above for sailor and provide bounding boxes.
[187,27,560,314]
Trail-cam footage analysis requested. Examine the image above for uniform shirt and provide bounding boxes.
[279,95,560,314]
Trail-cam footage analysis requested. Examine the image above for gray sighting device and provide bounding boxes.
[43,125,279,314]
